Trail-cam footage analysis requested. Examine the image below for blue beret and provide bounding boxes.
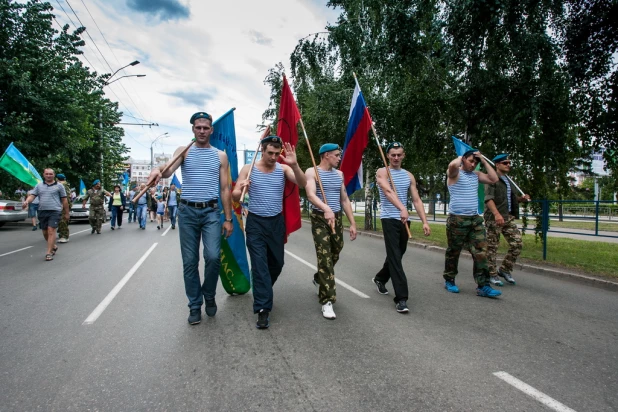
[319,143,340,154]
[492,153,509,163]
[261,135,283,145]
[190,112,212,124]
[462,149,479,158]
[92,179,101,185]
[386,142,404,153]
[56,174,66,180]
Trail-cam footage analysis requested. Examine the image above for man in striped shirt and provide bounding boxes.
[372,142,431,314]
[147,111,234,326]
[305,143,357,320]
[233,136,306,329]
[444,149,500,298]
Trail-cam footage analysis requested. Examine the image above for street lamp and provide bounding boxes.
[107,60,140,83]
[105,74,146,86]
[151,132,169,169]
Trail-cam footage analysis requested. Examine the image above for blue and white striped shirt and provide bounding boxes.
[379,168,410,219]
[501,176,512,212]
[448,170,479,216]
[181,146,220,202]
[248,163,284,217]
[311,168,342,213]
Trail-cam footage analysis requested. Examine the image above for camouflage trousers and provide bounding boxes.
[89,207,106,232]
[444,215,490,286]
[485,216,522,276]
[310,211,344,304]
[57,215,70,239]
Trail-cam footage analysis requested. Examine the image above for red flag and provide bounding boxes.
[277,75,302,240]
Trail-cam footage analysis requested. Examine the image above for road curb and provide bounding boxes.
[301,219,618,292]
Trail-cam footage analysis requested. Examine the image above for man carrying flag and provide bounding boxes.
[233,136,306,329]
[305,143,357,320]
[444,149,500,298]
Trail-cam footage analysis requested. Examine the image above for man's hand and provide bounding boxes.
[222,221,233,238]
[422,223,431,236]
[520,194,531,202]
[279,142,298,166]
[146,168,162,187]
[400,209,409,223]
[494,213,505,226]
[349,224,357,241]
[82,202,86,209]
[323,207,335,226]
[64,211,70,221]
[238,179,251,192]
[21,201,28,210]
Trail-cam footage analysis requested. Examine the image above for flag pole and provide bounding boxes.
[239,125,271,203]
[354,73,412,238]
[298,117,335,233]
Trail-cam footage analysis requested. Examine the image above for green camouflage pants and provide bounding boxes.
[57,215,70,239]
[485,216,522,276]
[89,207,106,232]
[444,214,490,286]
[310,211,344,304]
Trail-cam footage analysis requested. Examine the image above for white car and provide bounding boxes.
[0,199,28,227]
[69,197,111,222]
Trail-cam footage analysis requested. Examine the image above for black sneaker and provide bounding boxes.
[205,299,217,317]
[396,300,409,313]
[372,277,389,295]
[188,309,201,325]
[256,310,270,329]
[91,228,95,234]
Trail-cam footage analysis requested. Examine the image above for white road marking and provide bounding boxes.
[0,246,33,257]
[284,250,370,299]
[161,225,172,236]
[493,372,577,412]
[83,242,158,325]
[70,222,109,236]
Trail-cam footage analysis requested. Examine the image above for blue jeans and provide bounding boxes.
[136,203,148,228]
[167,205,178,227]
[128,203,136,222]
[110,205,123,227]
[178,203,221,309]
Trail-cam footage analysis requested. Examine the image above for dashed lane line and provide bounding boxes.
[493,371,577,412]
[284,250,370,299]
[0,246,33,257]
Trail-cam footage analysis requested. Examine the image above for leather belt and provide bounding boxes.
[180,198,218,208]
[312,210,340,218]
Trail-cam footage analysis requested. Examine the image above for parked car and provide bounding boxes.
[69,197,111,222]
[0,199,28,227]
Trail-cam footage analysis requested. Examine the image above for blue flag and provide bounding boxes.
[171,173,182,189]
[79,179,87,197]
[0,143,42,187]
[451,136,474,157]
[209,108,251,295]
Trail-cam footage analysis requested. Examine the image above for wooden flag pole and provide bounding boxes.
[132,139,196,204]
[298,117,335,233]
[239,125,271,203]
[353,72,411,238]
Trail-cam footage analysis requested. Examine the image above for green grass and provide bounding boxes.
[341,215,618,279]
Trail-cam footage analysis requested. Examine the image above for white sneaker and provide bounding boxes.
[57,238,68,243]
[489,276,504,286]
[312,279,319,295]
[322,302,336,320]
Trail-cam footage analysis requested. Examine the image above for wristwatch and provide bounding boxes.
[225,217,233,223]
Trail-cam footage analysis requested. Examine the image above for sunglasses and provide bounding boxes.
[499,161,512,165]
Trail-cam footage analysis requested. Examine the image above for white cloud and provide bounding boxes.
[52,0,340,164]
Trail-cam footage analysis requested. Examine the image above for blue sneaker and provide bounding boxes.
[444,279,459,293]
[476,285,502,298]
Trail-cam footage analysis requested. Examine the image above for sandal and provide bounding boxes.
[52,245,58,256]
[45,254,53,261]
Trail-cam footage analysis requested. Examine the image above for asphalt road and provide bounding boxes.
[1,219,617,411]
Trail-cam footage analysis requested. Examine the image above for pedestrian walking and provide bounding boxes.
[305,143,357,320]
[443,149,501,298]
[484,153,531,286]
[148,187,158,222]
[162,186,169,221]
[82,180,110,234]
[27,188,39,230]
[108,184,126,230]
[127,186,137,223]
[56,174,71,242]
[233,135,307,329]
[22,168,69,261]
[166,183,180,229]
[156,196,165,229]
[135,183,149,229]
[146,111,234,325]
[371,142,431,313]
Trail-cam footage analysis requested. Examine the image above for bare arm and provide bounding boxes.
[485,199,504,226]
[232,165,251,202]
[376,168,407,213]
[476,155,499,184]
[409,173,431,236]
[339,178,357,240]
[304,168,331,213]
[280,142,307,188]
[447,156,461,184]
[219,151,233,238]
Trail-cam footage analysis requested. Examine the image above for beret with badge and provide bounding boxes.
[190,112,213,124]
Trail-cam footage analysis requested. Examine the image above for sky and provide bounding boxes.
[51,0,340,163]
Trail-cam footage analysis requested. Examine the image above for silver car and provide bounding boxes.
[69,197,111,222]
[0,199,28,227]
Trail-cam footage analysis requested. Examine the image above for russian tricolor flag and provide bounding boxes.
[340,81,372,196]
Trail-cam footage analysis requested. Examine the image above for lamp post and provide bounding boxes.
[105,74,146,86]
[151,132,169,170]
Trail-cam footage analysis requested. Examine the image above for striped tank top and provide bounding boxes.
[448,170,479,216]
[379,168,410,219]
[181,146,220,202]
[311,168,342,213]
[248,163,284,217]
